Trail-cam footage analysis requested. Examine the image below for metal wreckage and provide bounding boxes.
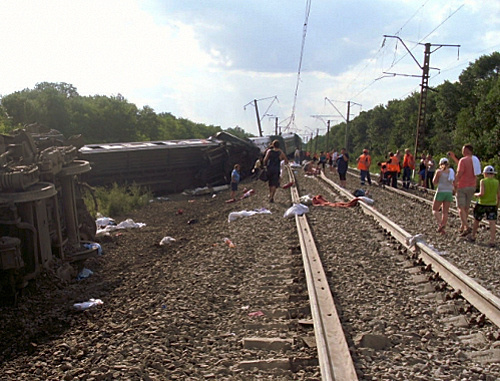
[0,124,97,302]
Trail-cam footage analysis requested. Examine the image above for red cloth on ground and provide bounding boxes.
[312,195,359,208]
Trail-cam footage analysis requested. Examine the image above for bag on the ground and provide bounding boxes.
[259,168,268,181]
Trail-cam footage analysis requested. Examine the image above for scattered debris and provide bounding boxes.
[76,268,94,280]
[73,298,103,311]
[159,236,176,246]
[228,208,272,222]
[283,203,309,218]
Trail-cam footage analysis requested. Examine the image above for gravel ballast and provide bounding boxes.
[0,166,499,380]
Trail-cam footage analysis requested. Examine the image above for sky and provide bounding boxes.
[1,0,499,140]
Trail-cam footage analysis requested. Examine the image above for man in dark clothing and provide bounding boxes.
[336,148,349,187]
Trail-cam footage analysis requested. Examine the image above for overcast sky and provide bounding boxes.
[1,0,499,139]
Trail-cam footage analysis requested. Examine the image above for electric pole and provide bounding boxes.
[383,35,460,160]
[324,98,361,152]
[243,96,279,137]
[254,99,263,137]
[310,114,337,152]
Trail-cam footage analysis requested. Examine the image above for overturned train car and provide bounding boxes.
[0,126,98,300]
[78,131,261,193]
[248,133,302,156]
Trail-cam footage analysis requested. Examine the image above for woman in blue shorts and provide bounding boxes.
[432,158,455,234]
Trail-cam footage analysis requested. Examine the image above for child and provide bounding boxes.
[230,164,241,201]
[469,165,499,247]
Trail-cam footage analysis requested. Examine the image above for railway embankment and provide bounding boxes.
[0,165,499,380]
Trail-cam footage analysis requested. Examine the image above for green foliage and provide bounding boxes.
[309,52,500,164]
[0,82,224,144]
[225,126,253,139]
[85,183,152,218]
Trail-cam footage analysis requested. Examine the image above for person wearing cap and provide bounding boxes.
[431,158,455,234]
[357,149,372,186]
[469,165,499,247]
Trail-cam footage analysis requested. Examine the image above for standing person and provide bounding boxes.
[469,165,499,247]
[263,140,288,203]
[449,144,480,236]
[251,155,263,180]
[426,154,436,190]
[230,164,241,200]
[402,148,415,189]
[357,149,372,186]
[336,148,349,188]
[386,152,400,188]
[331,149,339,170]
[418,153,427,188]
[432,158,455,234]
[317,151,327,172]
[294,147,301,165]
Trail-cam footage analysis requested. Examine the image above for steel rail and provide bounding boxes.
[286,166,358,381]
[319,171,500,328]
[346,168,500,230]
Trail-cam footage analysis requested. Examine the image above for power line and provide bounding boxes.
[385,3,464,72]
[343,0,430,98]
[348,2,464,101]
[285,0,312,131]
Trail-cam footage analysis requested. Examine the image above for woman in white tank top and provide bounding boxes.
[432,158,455,234]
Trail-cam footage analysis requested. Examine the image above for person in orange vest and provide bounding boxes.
[357,149,372,186]
[377,161,388,186]
[386,152,400,188]
[402,148,415,189]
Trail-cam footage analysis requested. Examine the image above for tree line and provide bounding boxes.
[307,52,499,168]
[0,82,250,143]
[0,53,498,167]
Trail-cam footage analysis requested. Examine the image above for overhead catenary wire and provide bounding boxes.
[285,0,312,132]
[347,2,464,101]
[384,3,464,73]
[342,0,431,98]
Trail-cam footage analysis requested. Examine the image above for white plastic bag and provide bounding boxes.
[358,196,374,205]
[73,298,103,311]
[228,208,271,222]
[283,203,309,218]
[160,236,176,245]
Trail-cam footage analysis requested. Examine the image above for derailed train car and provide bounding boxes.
[79,131,301,193]
[248,133,302,156]
[78,131,261,193]
[0,126,99,300]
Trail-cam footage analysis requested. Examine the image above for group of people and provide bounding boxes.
[233,142,499,247]
[239,139,289,203]
[357,144,498,246]
[434,144,499,248]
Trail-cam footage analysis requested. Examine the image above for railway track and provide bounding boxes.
[294,167,500,379]
[318,171,500,329]
[1,163,499,380]
[283,165,500,379]
[346,168,500,231]
[287,166,358,380]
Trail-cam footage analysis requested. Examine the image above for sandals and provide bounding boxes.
[460,227,472,237]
